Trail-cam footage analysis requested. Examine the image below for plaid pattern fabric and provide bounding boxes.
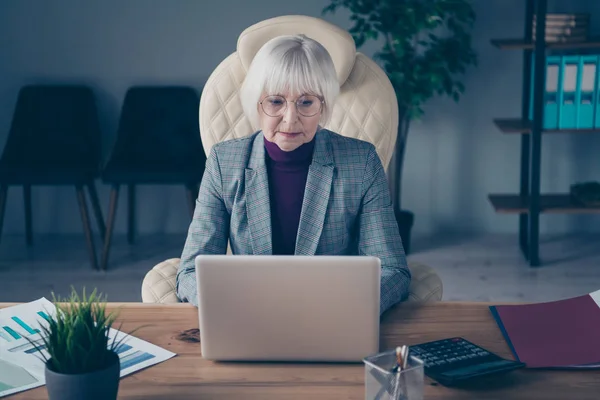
[177,129,411,315]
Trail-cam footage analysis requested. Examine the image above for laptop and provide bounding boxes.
[194,255,381,363]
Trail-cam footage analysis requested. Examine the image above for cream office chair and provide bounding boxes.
[141,15,443,305]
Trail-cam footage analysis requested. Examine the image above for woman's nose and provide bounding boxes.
[283,101,299,123]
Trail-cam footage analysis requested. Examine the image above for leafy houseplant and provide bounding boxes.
[323,0,478,252]
[27,288,126,400]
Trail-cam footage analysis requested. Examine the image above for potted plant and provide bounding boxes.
[323,0,478,253]
[26,288,127,400]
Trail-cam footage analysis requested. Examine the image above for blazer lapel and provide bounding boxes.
[295,130,334,256]
[245,132,272,255]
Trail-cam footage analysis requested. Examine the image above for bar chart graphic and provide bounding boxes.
[0,329,12,342]
[1,314,45,343]
[3,326,21,340]
[11,317,39,335]
[37,311,50,322]
[115,344,133,355]
[7,338,45,353]
[120,350,156,371]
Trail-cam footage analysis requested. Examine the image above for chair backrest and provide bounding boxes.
[109,86,205,168]
[1,85,101,168]
[199,15,399,172]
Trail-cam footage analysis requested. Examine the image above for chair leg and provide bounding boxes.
[75,185,99,270]
[87,181,106,240]
[23,185,33,246]
[185,183,198,219]
[0,185,8,245]
[128,184,135,245]
[101,185,120,271]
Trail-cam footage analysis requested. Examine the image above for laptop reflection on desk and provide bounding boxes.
[194,255,381,363]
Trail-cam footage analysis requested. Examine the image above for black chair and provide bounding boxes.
[101,86,206,270]
[0,85,106,269]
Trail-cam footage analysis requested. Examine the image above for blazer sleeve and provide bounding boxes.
[176,145,230,306]
[357,144,411,315]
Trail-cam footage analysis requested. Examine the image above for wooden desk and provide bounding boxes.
[2,302,599,399]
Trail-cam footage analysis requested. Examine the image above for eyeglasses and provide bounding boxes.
[259,94,324,117]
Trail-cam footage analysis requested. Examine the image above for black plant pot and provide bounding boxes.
[395,209,414,255]
[45,351,120,400]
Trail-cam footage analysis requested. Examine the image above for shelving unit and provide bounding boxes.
[493,118,600,134]
[488,0,600,266]
[489,194,600,214]
[491,37,600,50]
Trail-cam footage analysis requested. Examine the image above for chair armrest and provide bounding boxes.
[141,258,181,303]
[141,259,443,304]
[405,261,443,302]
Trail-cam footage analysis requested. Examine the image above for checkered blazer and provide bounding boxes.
[176,129,411,315]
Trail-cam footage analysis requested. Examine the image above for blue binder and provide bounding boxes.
[559,55,579,129]
[529,55,561,129]
[529,54,599,129]
[546,56,561,129]
[578,55,598,129]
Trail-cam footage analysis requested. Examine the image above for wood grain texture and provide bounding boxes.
[488,194,600,214]
[490,37,600,50]
[493,118,600,134]
[2,302,599,399]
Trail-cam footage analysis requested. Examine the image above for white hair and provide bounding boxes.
[239,34,340,128]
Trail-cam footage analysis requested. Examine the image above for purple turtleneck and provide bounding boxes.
[264,136,315,255]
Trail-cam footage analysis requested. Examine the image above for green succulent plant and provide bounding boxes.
[26,287,128,374]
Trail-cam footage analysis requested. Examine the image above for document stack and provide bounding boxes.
[532,13,589,43]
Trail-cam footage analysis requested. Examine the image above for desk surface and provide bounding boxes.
[1,301,598,399]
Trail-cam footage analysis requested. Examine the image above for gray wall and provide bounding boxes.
[0,0,599,237]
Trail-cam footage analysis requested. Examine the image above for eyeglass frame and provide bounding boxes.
[258,94,325,118]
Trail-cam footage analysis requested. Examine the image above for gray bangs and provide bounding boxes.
[263,49,323,98]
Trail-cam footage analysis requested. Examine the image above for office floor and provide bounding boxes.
[0,233,599,304]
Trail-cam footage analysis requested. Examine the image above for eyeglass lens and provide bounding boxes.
[261,95,322,117]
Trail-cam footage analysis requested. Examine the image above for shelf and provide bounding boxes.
[491,38,600,50]
[488,194,600,214]
[493,118,600,134]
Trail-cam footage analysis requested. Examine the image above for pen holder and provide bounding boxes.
[363,350,425,400]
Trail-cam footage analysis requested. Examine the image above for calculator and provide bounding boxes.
[409,337,526,386]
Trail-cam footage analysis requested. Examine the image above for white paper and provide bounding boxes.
[0,358,44,397]
[0,298,176,398]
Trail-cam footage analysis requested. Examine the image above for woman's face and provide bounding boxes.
[258,91,323,152]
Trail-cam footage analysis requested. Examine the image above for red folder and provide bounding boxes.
[490,290,600,369]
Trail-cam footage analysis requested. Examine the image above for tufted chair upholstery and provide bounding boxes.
[141,15,443,305]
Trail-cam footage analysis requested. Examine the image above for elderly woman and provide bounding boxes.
[176,34,411,315]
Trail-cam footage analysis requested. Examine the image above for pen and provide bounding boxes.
[374,346,407,400]
[392,346,404,373]
[393,346,407,399]
[372,347,400,400]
